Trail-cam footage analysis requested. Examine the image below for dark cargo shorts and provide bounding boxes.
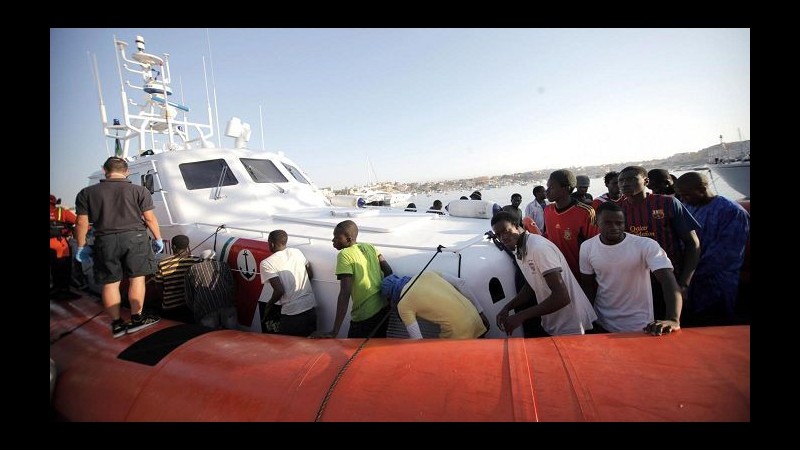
[93,230,156,284]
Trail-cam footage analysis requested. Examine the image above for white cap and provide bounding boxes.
[200,249,216,260]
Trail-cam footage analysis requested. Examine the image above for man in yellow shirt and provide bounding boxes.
[383,272,489,339]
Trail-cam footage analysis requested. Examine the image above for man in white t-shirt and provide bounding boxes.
[490,211,597,336]
[579,201,682,335]
[524,185,548,232]
[259,230,317,336]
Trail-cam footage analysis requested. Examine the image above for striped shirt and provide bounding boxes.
[591,193,625,212]
[185,260,236,322]
[155,254,201,310]
[620,193,700,275]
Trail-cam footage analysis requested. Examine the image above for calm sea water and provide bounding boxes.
[406,169,745,210]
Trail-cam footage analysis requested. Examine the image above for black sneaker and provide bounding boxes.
[111,319,127,338]
[127,313,161,334]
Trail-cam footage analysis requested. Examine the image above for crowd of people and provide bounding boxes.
[52,157,750,340]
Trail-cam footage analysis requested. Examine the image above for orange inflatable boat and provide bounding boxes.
[50,296,749,422]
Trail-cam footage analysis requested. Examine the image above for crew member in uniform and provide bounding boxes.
[50,194,80,300]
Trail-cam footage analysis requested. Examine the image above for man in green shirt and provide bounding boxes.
[311,220,393,338]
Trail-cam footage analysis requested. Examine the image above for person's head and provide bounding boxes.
[469,191,482,201]
[102,156,129,178]
[500,205,522,225]
[675,171,713,206]
[432,200,442,210]
[405,203,417,212]
[268,229,288,252]
[200,249,216,261]
[532,185,546,202]
[596,201,626,245]
[575,175,591,196]
[490,211,524,251]
[332,220,358,250]
[459,196,469,200]
[546,169,577,203]
[171,234,190,253]
[510,193,522,208]
[618,166,648,198]
[50,194,59,205]
[646,169,674,195]
[603,171,620,197]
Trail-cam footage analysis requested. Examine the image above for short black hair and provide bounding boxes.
[549,169,577,190]
[676,171,708,188]
[490,211,520,227]
[334,220,358,239]
[532,185,545,195]
[171,234,190,250]
[620,166,647,177]
[511,193,522,200]
[603,171,619,185]
[596,200,623,217]
[268,229,288,246]
[103,156,128,173]
[647,169,671,184]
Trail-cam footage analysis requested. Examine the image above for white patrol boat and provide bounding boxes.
[88,34,519,337]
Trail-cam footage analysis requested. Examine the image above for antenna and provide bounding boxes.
[201,56,214,148]
[206,29,222,147]
[179,76,189,143]
[112,34,132,157]
[259,105,265,151]
[89,51,111,157]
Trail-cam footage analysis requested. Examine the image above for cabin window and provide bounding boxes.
[489,277,506,303]
[179,159,239,190]
[281,162,310,184]
[240,158,289,183]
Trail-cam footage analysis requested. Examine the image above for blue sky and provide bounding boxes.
[51,28,749,205]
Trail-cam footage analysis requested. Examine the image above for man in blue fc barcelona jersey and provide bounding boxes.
[618,166,700,321]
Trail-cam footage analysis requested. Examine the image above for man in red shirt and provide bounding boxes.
[543,169,599,280]
[50,195,80,300]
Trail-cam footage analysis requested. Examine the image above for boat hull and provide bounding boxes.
[50,296,750,422]
[709,161,750,198]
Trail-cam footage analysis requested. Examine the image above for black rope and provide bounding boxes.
[314,244,445,422]
[50,309,103,346]
[191,224,226,255]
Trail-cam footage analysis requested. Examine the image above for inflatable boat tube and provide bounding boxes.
[446,199,500,219]
[329,195,366,208]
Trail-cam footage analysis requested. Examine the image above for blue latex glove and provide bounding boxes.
[152,239,165,254]
[75,246,93,263]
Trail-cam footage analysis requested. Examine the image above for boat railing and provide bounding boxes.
[144,159,177,225]
[192,222,490,254]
